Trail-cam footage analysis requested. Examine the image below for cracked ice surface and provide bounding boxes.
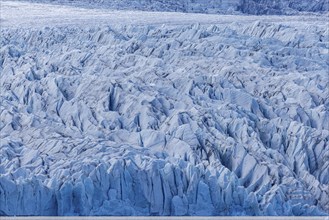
[0,1,329,216]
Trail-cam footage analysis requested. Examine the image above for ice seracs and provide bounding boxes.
[0,0,329,216]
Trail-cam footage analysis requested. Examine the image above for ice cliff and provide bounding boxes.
[1,1,329,216]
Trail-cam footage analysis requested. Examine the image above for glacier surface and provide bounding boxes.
[12,0,329,14]
[0,0,329,216]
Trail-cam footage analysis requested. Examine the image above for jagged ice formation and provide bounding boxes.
[0,1,329,216]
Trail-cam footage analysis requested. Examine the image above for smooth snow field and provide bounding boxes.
[0,0,329,217]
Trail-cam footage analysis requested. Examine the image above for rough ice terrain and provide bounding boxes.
[0,0,329,216]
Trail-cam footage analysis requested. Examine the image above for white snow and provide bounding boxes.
[0,0,329,217]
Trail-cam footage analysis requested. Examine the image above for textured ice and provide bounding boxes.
[13,0,329,14]
[0,0,329,217]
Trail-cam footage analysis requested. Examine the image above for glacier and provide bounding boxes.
[14,0,329,15]
[1,0,329,216]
